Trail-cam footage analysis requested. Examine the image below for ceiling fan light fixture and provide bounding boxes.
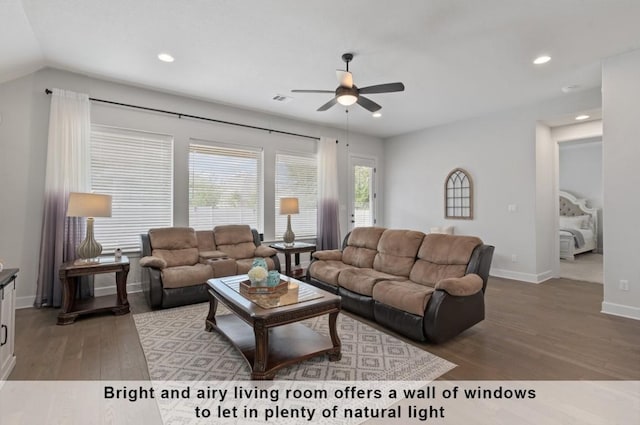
[337,94,358,106]
[372,112,382,118]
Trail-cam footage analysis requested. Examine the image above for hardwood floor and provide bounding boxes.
[10,276,640,380]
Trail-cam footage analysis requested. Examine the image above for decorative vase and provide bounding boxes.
[267,270,280,287]
[252,258,268,270]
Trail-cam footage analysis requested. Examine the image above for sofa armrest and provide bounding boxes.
[435,273,483,296]
[312,250,343,261]
[255,245,278,257]
[139,256,168,269]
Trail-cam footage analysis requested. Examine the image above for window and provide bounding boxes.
[445,168,473,219]
[275,152,317,238]
[189,142,263,230]
[91,125,174,252]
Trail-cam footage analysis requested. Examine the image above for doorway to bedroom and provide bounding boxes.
[558,138,603,284]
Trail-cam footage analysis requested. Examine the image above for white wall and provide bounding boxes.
[601,48,640,320]
[384,88,601,283]
[0,67,384,307]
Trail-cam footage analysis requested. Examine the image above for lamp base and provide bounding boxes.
[76,217,103,261]
[283,214,295,247]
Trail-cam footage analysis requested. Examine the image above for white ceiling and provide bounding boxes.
[2,0,640,138]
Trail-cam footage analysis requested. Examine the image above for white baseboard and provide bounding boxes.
[16,296,36,309]
[601,301,640,321]
[15,281,142,310]
[490,268,553,284]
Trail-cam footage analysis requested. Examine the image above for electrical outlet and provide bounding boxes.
[619,280,629,291]
[511,254,518,263]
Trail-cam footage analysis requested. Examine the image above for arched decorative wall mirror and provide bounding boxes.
[445,168,473,219]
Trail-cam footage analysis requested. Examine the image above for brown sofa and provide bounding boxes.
[306,227,494,343]
[140,225,280,308]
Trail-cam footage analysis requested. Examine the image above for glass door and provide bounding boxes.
[349,156,376,231]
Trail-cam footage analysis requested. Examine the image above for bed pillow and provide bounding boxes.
[559,215,590,229]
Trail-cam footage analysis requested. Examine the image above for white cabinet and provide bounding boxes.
[0,269,18,381]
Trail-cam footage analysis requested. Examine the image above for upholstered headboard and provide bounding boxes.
[559,191,596,217]
[559,190,598,235]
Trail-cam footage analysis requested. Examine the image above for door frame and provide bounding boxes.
[348,154,378,231]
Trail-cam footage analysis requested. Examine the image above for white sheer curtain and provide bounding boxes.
[35,89,91,307]
[316,137,340,250]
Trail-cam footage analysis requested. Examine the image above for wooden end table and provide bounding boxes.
[57,256,130,325]
[206,275,341,380]
[269,242,316,277]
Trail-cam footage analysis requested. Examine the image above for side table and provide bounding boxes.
[269,242,316,277]
[57,256,130,325]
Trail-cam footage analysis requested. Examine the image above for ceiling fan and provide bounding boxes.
[292,53,405,112]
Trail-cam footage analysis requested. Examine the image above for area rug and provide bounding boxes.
[133,302,455,381]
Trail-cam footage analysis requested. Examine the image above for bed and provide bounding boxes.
[559,190,598,261]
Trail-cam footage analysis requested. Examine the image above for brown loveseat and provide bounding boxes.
[140,225,280,308]
[307,227,494,343]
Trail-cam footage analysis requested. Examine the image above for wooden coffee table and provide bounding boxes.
[205,275,341,380]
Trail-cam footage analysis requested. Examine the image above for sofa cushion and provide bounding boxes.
[338,268,404,297]
[196,230,216,251]
[236,257,277,274]
[149,227,198,250]
[161,264,213,289]
[373,279,435,317]
[214,224,254,245]
[309,260,356,286]
[214,225,256,259]
[373,229,425,276]
[342,227,386,268]
[409,234,482,286]
[153,248,199,268]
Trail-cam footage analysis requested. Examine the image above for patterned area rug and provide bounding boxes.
[133,302,455,381]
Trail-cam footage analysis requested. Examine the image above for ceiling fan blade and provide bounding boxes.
[356,95,382,112]
[291,89,335,93]
[336,70,353,88]
[317,97,337,111]
[359,82,405,94]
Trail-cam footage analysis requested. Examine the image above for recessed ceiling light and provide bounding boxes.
[372,112,382,118]
[157,53,175,63]
[533,55,551,65]
[575,115,590,121]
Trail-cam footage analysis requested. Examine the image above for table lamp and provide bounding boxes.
[280,197,299,246]
[67,192,112,262]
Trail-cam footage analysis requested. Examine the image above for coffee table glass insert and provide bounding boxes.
[220,275,322,309]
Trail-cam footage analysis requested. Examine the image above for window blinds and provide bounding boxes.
[275,152,317,238]
[189,143,263,231]
[91,125,174,252]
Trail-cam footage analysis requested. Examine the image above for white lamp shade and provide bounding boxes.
[67,192,112,217]
[279,197,299,215]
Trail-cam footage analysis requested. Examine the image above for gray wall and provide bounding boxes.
[0,67,385,307]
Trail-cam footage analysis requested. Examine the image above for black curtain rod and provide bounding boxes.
[44,88,327,142]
